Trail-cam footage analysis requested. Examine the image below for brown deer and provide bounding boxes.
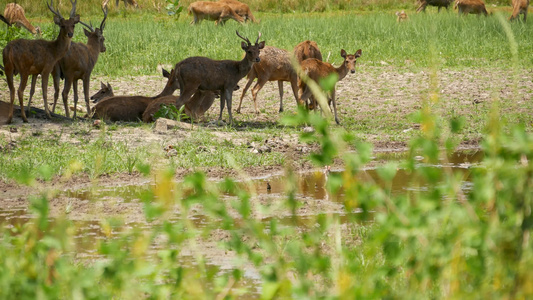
[396,10,409,22]
[236,46,299,114]
[218,0,259,23]
[2,0,80,124]
[91,82,114,103]
[175,31,264,125]
[142,91,216,123]
[48,6,108,119]
[416,0,453,13]
[90,68,180,122]
[1,3,41,35]
[455,0,489,15]
[509,0,528,21]
[188,1,244,25]
[102,0,138,9]
[298,49,362,125]
[294,40,323,110]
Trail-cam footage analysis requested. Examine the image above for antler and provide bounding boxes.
[79,20,94,32]
[69,0,78,18]
[236,30,251,45]
[47,0,64,20]
[100,5,108,31]
[255,32,262,45]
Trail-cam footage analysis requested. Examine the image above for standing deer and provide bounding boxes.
[49,6,108,119]
[90,68,180,121]
[1,3,41,35]
[2,0,80,124]
[188,1,244,25]
[416,0,453,13]
[218,0,259,23]
[298,49,362,125]
[455,0,489,15]
[294,40,323,110]
[509,0,528,21]
[102,0,138,9]
[175,31,264,125]
[236,46,299,114]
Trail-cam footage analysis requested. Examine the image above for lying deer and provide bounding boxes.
[455,0,489,15]
[509,0,528,21]
[218,0,259,23]
[2,0,79,124]
[188,1,244,25]
[90,68,179,122]
[142,91,215,123]
[236,46,299,114]
[416,0,453,13]
[91,82,114,103]
[298,49,362,125]
[175,31,264,125]
[1,3,41,35]
[49,6,108,119]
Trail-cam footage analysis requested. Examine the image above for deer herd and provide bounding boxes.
[0,0,529,126]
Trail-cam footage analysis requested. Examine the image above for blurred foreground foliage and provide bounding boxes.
[0,100,531,298]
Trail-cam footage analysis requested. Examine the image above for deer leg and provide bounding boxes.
[225,89,234,125]
[331,89,340,125]
[5,70,16,124]
[251,77,268,114]
[62,78,73,119]
[72,79,80,119]
[237,75,255,114]
[52,65,61,113]
[82,78,91,119]
[277,81,284,113]
[289,77,301,108]
[218,91,226,122]
[17,75,29,122]
[40,73,52,119]
[27,75,38,117]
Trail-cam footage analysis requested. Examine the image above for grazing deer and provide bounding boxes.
[90,68,180,122]
[298,49,362,125]
[416,0,453,13]
[102,0,138,9]
[218,0,259,23]
[1,3,41,35]
[236,46,299,114]
[175,31,264,125]
[91,81,114,103]
[48,6,108,119]
[2,0,80,124]
[294,40,323,110]
[509,0,528,21]
[455,0,489,15]
[188,1,244,25]
[396,10,409,22]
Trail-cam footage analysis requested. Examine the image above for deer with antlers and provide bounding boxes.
[188,1,244,25]
[46,6,108,119]
[1,3,41,35]
[236,46,299,114]
[2,0,80,124]
[298,49,362,125]
[175,31,264,125]
[90,68,180,122]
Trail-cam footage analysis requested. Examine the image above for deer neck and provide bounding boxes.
[238,57,254,77]
[52,29,74,59]
[334,61,349,81]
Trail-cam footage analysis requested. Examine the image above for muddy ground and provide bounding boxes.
[0,66,531,278]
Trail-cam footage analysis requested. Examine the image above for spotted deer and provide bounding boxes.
[1,3,41,35]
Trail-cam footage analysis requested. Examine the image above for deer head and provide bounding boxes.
[341,49,362,74]
[80,5,108,53]
[236,31,265,63]
[47,0,80,39]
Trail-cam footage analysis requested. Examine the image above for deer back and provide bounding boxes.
[294,40,323,63]
[251,46,295,82]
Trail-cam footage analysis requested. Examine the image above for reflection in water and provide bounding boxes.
[0,150,482,297]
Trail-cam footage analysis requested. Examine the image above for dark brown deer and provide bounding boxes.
[416,0,453,13]
[175,31,264,125]
[48,6,108,119]
[142,91,216,123]
[91,81,114,103]
[298,49,362,125]
[2,0,80,124]
[218,0,259,23]
[1,3,41,35]
[509,0,528,21]
[188,1,244,25]
[90,68,180,122]
[236,46,299,114]
[455,0,489,15]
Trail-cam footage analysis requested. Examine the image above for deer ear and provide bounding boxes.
[258,41,265,49]
[53,15,62,25]
[72,15,81,23]
[162,68,170,78]
[355,49,362,58]
[83,28,91,37]
[107,83,113,92]
[100,81,106,89]
[341,49,347,58]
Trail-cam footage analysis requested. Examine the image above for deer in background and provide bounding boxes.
[102,0,138,9]
[455,0,489,15]
[509,0,528,21]
[175,31,264,125]
[90,68,180,121]
[188,1,244,25]
[218,0,259,23]
[236,46,299,114]
[1,3,41,35]
[298,49,362,125]
[396,10,409,22]
[48,6,108,119]
[416,0,453,13]
[2,0,80,124]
